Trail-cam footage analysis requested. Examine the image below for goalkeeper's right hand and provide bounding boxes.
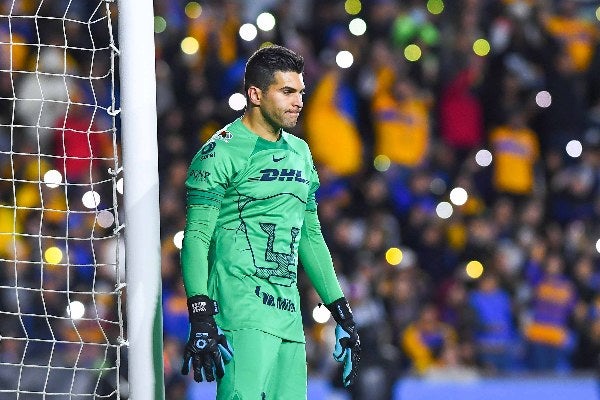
[181,295,234,382]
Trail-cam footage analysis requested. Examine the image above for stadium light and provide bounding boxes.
[475,149,492,167]
[180,36,199,54]
[427,0,444,14]
[67,301,86,320]
[436,201,453,219]
[82,190,101,209]
[96,210,115,228]
[228,92,247,111]
[374,154,391,172]
[312,305,331,324]
[430,177,446,195]
[385,247,403,266]
[154,16,167,33]
[256,12,276,31]
[349,18,367,36]
[185,2,202,19]
[404,44,422,62]
[466,260,484,279]
[44,246,63,264]
[344,0,361,15]
[473,38,490,56]
[336,50,354,68]
[43,169,62,188]
[535,91,552,108]
[239,23,258,41]
[566,140,583,158]
[174,230,184,250]
[449,187,468,206]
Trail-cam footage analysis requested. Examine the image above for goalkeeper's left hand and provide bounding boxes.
[326,297,360,387]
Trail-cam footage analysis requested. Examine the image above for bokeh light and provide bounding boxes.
[475,149,493,167]
[344,0,362,15]
[43,169,62,188]
[96,210,114,228]
[336,50,354,68]
[596,6,600,21]
[565,140,582,158]
[430,177,446,195]
[535,91,552,108]
[349,18,367,36]
[173,230,184,250]
[427,0,444,14]
[312,305,331,324]
[436,201,453,219]
[256,12,276,31]
[404,44,422,62]
[154,16,167,33]
[180,36,199,54]
[117,178,124,195]
[596,238,600,253]
[82,190,101,209]
[228,92,247,111]
[45,247,63,264]
[239,23,258,41]
[385,247,403,266]
[373,154,391,172]
[67,301,85,320]
[466,260,484,279]
[449,187,468,206]
[473,38,490,56]
[184,2,202,19]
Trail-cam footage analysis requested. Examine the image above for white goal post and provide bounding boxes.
[0,0,164,399]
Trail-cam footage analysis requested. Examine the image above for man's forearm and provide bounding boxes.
[181,203,219,297]
[298,209,344,304]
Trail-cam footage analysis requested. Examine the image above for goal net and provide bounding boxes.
[0,0,125,398]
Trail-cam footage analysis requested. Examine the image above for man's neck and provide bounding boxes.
[241,113,280,142]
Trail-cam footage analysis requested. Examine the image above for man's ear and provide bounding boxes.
[247,86,261,106]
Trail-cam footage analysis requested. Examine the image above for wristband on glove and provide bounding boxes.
[325,297,361,387]
[181,295,233,382]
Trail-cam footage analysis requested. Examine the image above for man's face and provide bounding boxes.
[259,70,304,131]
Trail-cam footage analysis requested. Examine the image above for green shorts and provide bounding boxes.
[217,329,307,400]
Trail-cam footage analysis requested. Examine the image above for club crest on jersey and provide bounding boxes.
[249,168,308,184]
[215,130,233,143]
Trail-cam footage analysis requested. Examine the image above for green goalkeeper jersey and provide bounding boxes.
[183,118,332,342]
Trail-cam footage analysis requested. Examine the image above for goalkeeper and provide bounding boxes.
[180,45,360,399]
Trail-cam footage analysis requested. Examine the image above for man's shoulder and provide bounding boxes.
[196,122,255,158]
[282,131,310,152]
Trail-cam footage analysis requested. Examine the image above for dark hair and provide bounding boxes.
[244,45,304,95]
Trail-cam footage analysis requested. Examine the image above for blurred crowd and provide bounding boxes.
[1,0,600,399]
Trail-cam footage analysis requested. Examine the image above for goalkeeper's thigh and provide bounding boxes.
[216,329,307,400]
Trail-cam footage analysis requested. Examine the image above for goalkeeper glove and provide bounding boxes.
[181,295,234,382]
[326,297,361,387]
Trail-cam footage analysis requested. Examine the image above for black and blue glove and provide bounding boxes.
[326,297,360,387]
[181,295,234,382]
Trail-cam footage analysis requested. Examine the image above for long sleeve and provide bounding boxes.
[180,200,220,297]
[298,209,344,305]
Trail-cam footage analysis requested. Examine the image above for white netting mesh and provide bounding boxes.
[0,0,124,398]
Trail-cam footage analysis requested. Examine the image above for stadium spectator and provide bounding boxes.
[469,273,521,372]
[523,251,579,372]
[401,303,457,375]
[489,108,540,199]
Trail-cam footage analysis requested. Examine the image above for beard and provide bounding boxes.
[262,107,300,131]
